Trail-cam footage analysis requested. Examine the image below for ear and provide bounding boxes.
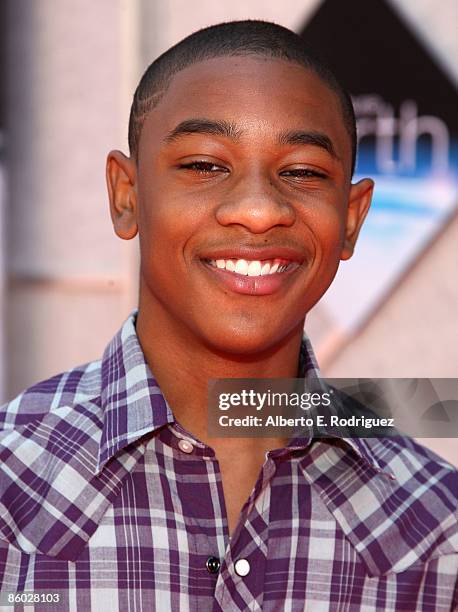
[106,150,138,240]
[341,178,374,260]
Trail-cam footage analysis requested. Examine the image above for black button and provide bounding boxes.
[206,556,221,574]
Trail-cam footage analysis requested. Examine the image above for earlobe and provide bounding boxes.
[341,178,374,261]
[106,150,138,240]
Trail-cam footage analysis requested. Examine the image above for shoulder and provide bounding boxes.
[0,358,132,561]
[368,435,457,502]
[369,435,457,480]
[0,359,103,431]
[322,436,458,577]
[367,436,458,554]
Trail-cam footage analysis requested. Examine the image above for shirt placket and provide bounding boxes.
[165,426,229,610]
[213,454,277,612]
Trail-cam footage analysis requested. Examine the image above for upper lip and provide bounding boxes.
[199,246,306,264]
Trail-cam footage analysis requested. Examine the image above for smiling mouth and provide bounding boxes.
[203,258,298,277]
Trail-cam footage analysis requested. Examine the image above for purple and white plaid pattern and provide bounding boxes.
[0,312,457,611]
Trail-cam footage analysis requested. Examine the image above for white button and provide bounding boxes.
[234,559,250,577]
[178,439,194,454]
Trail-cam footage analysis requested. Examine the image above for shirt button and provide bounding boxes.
[178,439,194,454]
[206,556,220,574]
[234,558,250,577]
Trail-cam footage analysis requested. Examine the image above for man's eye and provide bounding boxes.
[280,168,327,179]
[179,161,229,174]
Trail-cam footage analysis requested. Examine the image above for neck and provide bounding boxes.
[136,298,305,448]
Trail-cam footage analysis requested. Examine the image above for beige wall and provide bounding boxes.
[6,0,139,397]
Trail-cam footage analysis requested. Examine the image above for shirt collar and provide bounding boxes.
[294,326,391,477]
[97,311,174,473]
[97,310,390,478]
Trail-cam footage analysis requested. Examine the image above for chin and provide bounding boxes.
[197,315,298,358]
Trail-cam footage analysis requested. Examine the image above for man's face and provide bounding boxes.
[111,56,372,355]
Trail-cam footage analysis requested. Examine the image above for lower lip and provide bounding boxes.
[201,261,300,296]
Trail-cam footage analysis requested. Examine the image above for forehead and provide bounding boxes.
[139,56,351,168]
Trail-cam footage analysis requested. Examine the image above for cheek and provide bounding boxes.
[137,193,188,250]
[136,172,219,267]
[305,200,347,254]
[304,204,347,291]
[136,193,205,292]
[138,175,209,233]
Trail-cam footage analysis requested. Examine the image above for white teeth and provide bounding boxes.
[247,260,262,276]
[269,263,279,274]
[234,259,249,275]
[207,258,290,276]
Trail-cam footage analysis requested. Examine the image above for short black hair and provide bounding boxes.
[128,20,357,175]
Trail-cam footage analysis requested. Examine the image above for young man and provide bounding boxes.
[0,20,457,612]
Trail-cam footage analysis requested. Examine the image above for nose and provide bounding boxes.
[215,173,295,234]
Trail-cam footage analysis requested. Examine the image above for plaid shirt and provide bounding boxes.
[0,312,457,611]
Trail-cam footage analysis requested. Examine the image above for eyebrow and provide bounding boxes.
[164,119,242,143]
[277,130,339,159]
[163,118,338,159]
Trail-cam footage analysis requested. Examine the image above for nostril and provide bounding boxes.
[215,196,296,233]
